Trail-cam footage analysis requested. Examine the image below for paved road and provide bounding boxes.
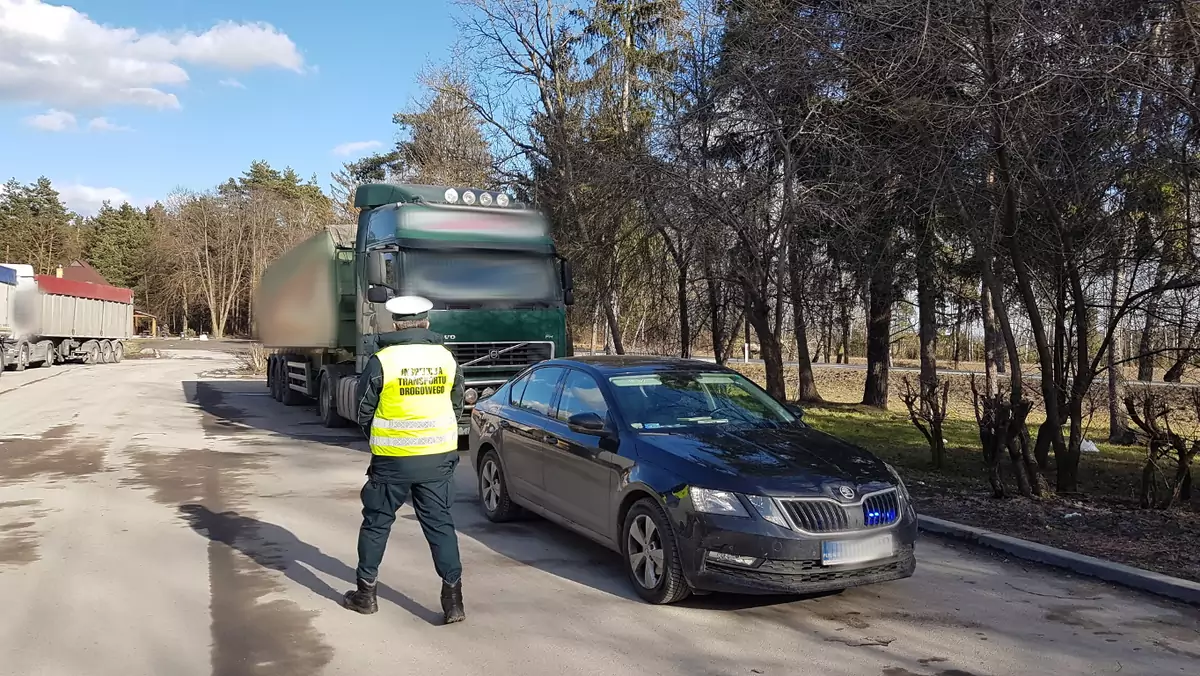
[1,352,1198,676]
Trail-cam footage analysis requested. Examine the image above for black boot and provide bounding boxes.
[343,578,378,615]
[440,580,465,624]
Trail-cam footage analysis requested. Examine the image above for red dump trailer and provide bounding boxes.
[0,263,134,372]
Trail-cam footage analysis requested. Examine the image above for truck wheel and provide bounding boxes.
[318,372,349,428]
[113,342,124,363]
[270,360,284,402]
[14,344,28,372]
[100,341,114,364]
[279,357,303,406]
[85,343,100,365]
[266,355,276,392]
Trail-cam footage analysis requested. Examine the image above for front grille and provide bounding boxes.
[778,488,902,533]
[862,490,901,528]
[780,499,850,533]
[445,341,553,368]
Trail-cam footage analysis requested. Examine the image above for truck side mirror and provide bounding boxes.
[367,251,389,287]
[366,286,392,304]
[560,258,575,306]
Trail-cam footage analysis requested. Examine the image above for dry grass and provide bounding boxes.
[236,343,270,375]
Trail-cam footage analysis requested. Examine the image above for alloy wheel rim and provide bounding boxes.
[481,461,500,512]
[628,514,664,589]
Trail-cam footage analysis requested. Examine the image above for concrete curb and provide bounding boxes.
[918,515,1200,606]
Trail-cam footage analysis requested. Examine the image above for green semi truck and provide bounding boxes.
[258,183,574,434]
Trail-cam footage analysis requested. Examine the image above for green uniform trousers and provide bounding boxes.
[355,452,462,585]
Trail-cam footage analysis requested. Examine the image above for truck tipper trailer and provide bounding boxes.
[0,263,134,373]
[257,183,574,433]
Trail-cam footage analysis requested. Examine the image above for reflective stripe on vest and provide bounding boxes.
[369,343,459,457]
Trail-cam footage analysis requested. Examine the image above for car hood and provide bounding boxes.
[634,423,893,496]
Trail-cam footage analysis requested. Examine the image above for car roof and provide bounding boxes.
[539,355,734,376]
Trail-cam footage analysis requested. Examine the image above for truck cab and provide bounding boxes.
[353,184,574,432]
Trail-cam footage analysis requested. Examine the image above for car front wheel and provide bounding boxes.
[622,498,690,604]
[478,450,519,522]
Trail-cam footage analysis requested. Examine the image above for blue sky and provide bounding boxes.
[0,0,458,214]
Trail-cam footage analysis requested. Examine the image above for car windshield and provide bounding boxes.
[606,371,796,430]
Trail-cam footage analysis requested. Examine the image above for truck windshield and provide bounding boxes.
[398,249,561,306]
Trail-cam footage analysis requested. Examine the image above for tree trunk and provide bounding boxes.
[677,264,690,358]
[1137,266,1168,381]
[604,295,624,355]
[981,280,1000,398]
[706,262,725,364]
[745,288,786,400]
[863,262,894,408]
[1109,261,1133,443]
[789,244,822,402]
[916,220,941,466]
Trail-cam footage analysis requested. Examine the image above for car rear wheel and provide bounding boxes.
[478,450,519,522]
[623,499,690,605]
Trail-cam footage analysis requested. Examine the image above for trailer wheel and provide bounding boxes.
[100,341,114,364]
[14,343,28,372]
[113,341,124,363]
[266,355,276,392]
[85,343,100,365]
[318,371,349,428]
[279,356,304,406]
[38,341,55,368]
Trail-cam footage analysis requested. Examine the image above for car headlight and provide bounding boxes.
[745,495,791,529]
[689,488,749,517]
[885,463,911,501]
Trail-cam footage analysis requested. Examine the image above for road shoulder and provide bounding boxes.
[919,514,1200,605]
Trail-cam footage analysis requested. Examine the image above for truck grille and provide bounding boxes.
[778,488,901,533]
[446,341,554,368]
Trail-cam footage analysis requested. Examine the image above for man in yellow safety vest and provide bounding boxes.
[342,295,467,624]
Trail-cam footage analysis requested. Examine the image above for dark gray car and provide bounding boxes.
[468,356,917,604]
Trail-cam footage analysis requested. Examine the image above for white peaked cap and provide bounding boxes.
[385,295,434,318]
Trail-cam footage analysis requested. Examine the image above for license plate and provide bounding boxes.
[821,534,894,566]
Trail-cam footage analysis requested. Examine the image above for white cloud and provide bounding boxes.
[56,183,136,216]
[0,0,304,111]
[87,116,130,131]
[218,78,246,89]
[332,140,382,157]
[24,107,76,130]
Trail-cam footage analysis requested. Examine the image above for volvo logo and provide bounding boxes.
[838,486,855,500]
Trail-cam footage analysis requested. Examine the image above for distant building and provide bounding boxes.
[58,260,111,286]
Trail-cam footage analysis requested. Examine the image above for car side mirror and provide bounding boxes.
[366,286,392,304]
[786,404,805,420]
[567,412,608,436]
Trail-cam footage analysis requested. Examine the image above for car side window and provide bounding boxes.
[556,370,609,423]
[509,372,532,406]
[515,367,564,417]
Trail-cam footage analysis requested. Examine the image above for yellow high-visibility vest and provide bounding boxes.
[369,343,459,456]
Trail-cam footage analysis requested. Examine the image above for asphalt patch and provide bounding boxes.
[0,425,105,485]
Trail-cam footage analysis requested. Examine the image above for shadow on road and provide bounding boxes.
[182,379,369,450]
[177,503,444,625]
